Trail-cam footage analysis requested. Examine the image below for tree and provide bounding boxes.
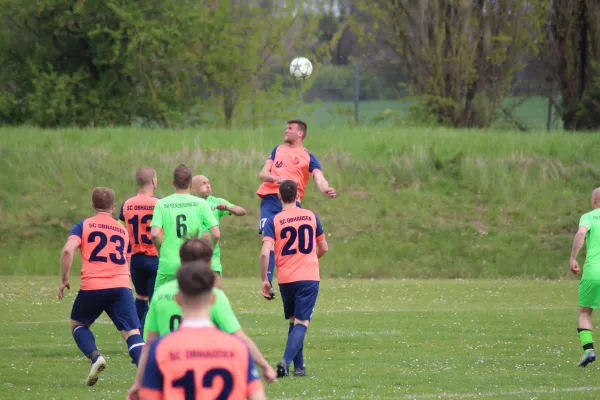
[0,0,204,127]
[545,0,600,130]
[191,0,328,128]
[356,0,545,128]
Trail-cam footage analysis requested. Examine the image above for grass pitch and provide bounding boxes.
[1,276,597,399]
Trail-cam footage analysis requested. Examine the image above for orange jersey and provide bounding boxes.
[68,213,132,290]
[256,145,322,201]
[140,321,263,400]
[119,194,159,256]
[262,206,325,283]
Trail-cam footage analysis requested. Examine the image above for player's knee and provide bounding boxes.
[121,329,141,340]
[70,320,86,330]
[135,294,149,301]
[294,319,309,327]
[289,316,295,324]
[580,306,594,316]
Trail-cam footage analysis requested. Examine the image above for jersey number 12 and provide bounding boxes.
[172,368,233,400]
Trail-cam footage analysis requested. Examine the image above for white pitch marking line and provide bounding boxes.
[403,385,600,399]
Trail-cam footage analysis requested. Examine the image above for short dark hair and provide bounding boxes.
[92,187,114,210]
[173,164,192,190]
[279,180,298,203]
[176,261,215,299]
[180,237,213,263]
[287,120,308,138]
[136,166,156,187]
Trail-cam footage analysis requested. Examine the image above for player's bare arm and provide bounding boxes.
[260,241,274,296]
[570,226,589,274]
[259,161,283,184]
[127,330,159,400]
[217,203,247,216]
[58,238,79,299]
[233,330,277,384]
[317,237,329,259]
[314,170,336,198]
[209,225,221,245]
[150,226,163,254]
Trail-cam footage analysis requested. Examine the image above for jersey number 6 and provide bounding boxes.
[280,224,314,256]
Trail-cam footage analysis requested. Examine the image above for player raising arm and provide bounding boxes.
[138,261,266,400]
[119,166,160,333]
[260,180,328,377]
[150,164,220,292]
[256,120,335,299]
[127,238,276,400]
[191,174,247,288]
[570,187,600,367]
[58,187,144,387]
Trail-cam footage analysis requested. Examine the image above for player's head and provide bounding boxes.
[180,237,214,263]
[191,175,211,198]
[136,166,157,190]
[593,187,600,209]
[175,261,216,308]
[173,164,192,190]
[92,187,115,213]
[285,120,307,144]
[278,180,298,204]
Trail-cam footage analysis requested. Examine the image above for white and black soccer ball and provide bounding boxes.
[289,57,313,80]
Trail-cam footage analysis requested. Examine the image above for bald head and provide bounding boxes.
[191,175,211,198]
[136,166,157,188]
[593,187,600,208]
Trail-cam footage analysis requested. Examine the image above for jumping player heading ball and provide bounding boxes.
[256,120,336,299]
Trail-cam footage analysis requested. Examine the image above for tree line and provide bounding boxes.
[0,0,599,130]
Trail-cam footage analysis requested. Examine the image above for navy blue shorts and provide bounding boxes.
[130,254,159,299]
[258,194,302,233]
[70,288,140,331]
[278,280,320,321]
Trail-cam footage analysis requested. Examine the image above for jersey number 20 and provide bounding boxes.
[172,368,233,400]
[280,224,314,256]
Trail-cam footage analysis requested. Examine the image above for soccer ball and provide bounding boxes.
[289,57,313,80]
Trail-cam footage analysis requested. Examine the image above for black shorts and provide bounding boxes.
[70,288,140,331]
[278,280,320,321]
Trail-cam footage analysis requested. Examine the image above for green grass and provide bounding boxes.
[1,125,600,278]
[1,276,597,399]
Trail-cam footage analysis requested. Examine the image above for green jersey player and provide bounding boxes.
[144,281,240,336]
[570,187,600,367]
[127,238,276,400]
[150,164,220,291]
[191,174,247,285]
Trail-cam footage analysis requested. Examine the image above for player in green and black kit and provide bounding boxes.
[570,187,600,367]
[191,174,247,285]
[150,164,220,292]
[127,238,276,399]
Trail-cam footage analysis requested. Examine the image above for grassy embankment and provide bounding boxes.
[1,125,599,278]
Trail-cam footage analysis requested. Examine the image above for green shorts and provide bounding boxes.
[578,278,600,309]
[154,272,176,293]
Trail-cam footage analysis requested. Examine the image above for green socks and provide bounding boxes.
[578,328,594,352]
